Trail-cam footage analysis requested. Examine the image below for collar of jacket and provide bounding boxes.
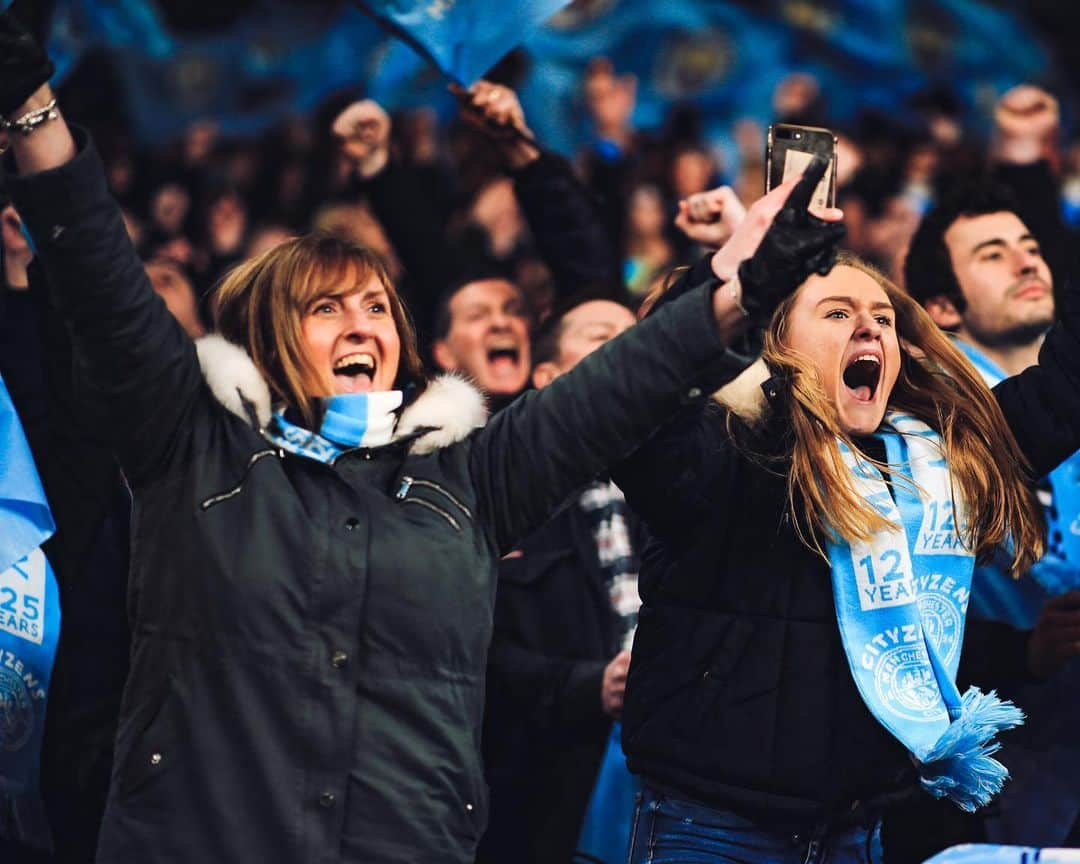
[709,356,776,423]
[194,334,487,456]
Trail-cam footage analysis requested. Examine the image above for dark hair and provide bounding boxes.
[431,243,515,340]
[904,181,1022,310]
[531,314,567,368]
[530,291,633,368]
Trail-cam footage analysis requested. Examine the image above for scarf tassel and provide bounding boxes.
[916,687,1025,812]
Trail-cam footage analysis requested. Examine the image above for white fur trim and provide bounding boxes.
[194,336,486,452]
[710,357,770,422]
[396,374,488,455]
[195,335,273,428]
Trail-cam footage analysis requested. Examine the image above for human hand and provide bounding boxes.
[712,156,845,319]
[332,100,391,179]
[994,85,1059,165]
[0,11,54,118]
[675,186,747,249]
[1027,590,1080,679]
[452,80,539,170]
[601,650,631,718]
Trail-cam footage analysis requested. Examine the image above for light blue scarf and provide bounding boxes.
[0,373,62,850]
[954,339,1080,603]
[828,411,1024,811]
[266,391,404,463]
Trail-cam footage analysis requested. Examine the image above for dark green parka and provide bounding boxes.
[6,133,749,864]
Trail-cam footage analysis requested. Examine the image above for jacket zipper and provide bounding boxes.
[395,476,473,521]
[200,449,280,510]
[398,497,462,532]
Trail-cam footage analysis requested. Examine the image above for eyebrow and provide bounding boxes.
[815,295,894,311]
[970,233,1037,255]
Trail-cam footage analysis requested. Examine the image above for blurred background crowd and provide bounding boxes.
[5,0,1080,356]
[3,2,1080,863]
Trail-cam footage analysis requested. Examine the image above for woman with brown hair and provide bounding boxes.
[0,16,846,864]
[615,252,1080,862]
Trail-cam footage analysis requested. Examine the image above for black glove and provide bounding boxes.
[0,11,54,118]
[738,155,846,321]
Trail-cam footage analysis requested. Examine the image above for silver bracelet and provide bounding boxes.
[1,98,59,137]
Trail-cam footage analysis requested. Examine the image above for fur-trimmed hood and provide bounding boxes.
[194,334,487,455]
[710,357,772,423]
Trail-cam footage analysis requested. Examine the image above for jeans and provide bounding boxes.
[626,786,883,864]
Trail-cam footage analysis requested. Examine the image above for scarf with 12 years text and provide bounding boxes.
[828,411,1024,811]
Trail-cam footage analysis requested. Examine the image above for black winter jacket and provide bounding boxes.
[5,133,749,864]
[611,267,1080,834]
[478,495,646,864]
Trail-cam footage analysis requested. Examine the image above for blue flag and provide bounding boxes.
[0,374,62,850]
[351,0,572,85]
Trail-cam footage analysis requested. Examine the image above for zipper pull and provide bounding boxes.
[395,476,414,500]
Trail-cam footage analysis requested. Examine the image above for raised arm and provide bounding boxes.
[993,279,1080,479]
[334,99,454,340]
[470,161,845,551]
[457,81,625,303]
[3,20,204,485]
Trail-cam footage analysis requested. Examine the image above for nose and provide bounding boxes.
[854,311,882,340]
[489,309,513,331]
[1014,246,1039,277]
[343,305,378,340]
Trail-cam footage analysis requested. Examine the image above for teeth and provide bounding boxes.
[334,352,375,371]
[850,354,880,366]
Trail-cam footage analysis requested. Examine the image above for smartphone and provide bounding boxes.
[765,123,838,210]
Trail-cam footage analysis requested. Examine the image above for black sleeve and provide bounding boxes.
[469,270,753,553]
[356,160,453,341]
[992,283,1080,479]
[487,637,607,731]
[4,129,205,487]
[991,160,1076,314]
[512,152,625,303]
[957,617,1036,701]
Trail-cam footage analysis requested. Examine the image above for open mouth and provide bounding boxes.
[333,352,376,387]
[842,353,881,402]
[486,345,520,369]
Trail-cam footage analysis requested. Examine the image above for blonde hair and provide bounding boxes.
[213,233,425,428]
[759,252,1044,576]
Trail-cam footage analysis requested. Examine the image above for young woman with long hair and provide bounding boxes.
[0,16,845,863]
[615,253,1080,863]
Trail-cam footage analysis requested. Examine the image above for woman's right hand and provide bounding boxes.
[710,156,845,312]
[0,11,54,118]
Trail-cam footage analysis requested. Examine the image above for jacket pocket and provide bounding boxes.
[199,448,280,511]
[394,475,473,533]
[115,676,182,802]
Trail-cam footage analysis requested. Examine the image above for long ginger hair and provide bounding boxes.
[759,253,1044,575]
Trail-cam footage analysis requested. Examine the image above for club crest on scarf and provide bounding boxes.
[828,411,1023,811]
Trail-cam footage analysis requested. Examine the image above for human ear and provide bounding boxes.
[923,295,963,330]
[531,362,560,390]
[431,339,458,372]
